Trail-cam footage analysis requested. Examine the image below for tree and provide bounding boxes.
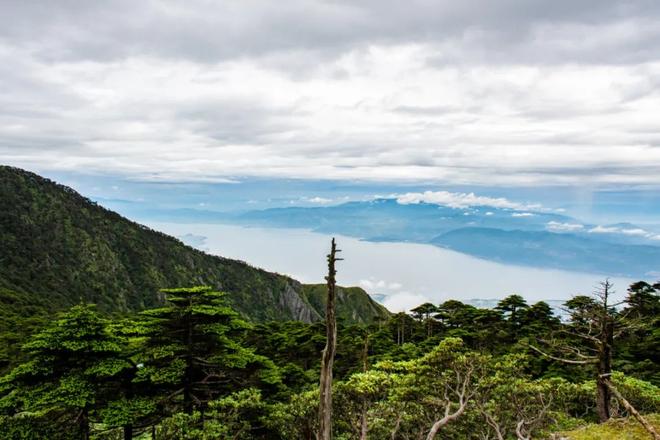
[436,300,478,329]
[617,281,660,385]
[376,338,485,439]
[319,238,341,440]
[530,280,622,422]
[411,303,439,337]
[496,294,529,336]
[475,354,576,440]
[521,301,560,335]
[138,286,258,421]
[0,304,127,439]
[625,281,660,318]
[334,370,392,440]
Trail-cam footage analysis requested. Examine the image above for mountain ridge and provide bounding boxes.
[0,165,389,325]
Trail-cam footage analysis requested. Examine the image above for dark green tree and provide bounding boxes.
[521,301,560,335]
[625,281,660,318]
[410,303,439,337]
[137,286,278,423]
[496,294,529,328]
[0,304,127,439]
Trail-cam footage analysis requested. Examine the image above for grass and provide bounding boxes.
[559,414,660,440]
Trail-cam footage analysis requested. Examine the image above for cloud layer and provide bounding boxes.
[395,190,542,210]
[2,1,660,185]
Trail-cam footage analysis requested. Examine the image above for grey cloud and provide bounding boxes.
[2,1,660,187]
[2,0,660,65]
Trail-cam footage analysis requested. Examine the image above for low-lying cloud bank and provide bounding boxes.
[395,190,543,210]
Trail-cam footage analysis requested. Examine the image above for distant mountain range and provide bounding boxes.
[91,186,660,278]
[231,199,660,278]
[0,166,389,329]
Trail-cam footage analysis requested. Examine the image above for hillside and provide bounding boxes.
[301,284,390,324]
[0,166,388,326]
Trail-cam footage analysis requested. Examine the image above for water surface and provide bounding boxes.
[147,222,633,312]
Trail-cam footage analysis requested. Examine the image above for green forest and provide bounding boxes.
[0,279,658,439]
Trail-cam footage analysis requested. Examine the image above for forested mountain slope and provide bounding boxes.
[0,166,389,324]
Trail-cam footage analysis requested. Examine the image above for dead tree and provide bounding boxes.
[530,280,623,423]
[601,374,660,440]
[319,238,342,440]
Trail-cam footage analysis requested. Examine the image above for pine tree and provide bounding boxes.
[137,286,266,422]
[0,304,127,439]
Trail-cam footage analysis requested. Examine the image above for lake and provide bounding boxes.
[146,222,634,312]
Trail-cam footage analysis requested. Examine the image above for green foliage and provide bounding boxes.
[139,286,280,419]
[560,414,660,440]
[0,163,400,409]
[0,165,387,336]
[301,284,390,325]
[0,304,128,437]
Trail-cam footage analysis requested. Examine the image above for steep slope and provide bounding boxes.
[301,284,390,324]
[0,166,388,325]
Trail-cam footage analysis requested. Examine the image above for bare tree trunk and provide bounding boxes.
[602,377,660,440]
[319,238,341,440]
[359,332,369,440]
[359,402,368,440]
[80,408,90,440]
[390,413,403,440]
[184,296,194,415]
[515,420,530,440]
[425,401,468,440]
[596,282,614,423]
[123,424,133,440]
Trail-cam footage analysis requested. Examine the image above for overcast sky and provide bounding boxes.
[2,0,660,186]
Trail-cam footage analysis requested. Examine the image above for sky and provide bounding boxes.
[2,0,660,190]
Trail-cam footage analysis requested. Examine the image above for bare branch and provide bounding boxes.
[528,344,597,364]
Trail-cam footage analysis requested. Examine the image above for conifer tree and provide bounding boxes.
[0,304,127,439]
[137,286,265,422]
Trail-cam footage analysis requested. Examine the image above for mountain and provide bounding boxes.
[232,199,660,277]
[236,199,573,242]
[0,166,389,326]
[301,284,390,324]
[432,228,660,277]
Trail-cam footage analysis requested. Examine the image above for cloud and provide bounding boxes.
[1,1,660,186]
[305,196,334,204]
[359,278,403,291]
[395,190,542,210]
[382,292,430,313]
[511,212,534,217]
[546,221,584,232]
[588,225,660,241]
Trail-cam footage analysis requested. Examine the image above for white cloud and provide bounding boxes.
[382,291,430,313]
[588,225,660,241]
[589,225,620,234]
[546,221,584,232]
[512,212,534,217]
[485,211,494,216]
[2,2,660,187]
[359,278,403,291]
[395,190,542,210]
[305,196,333,204]
[620,228,648,236]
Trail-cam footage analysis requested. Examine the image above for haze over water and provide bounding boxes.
[147,222,633,312]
